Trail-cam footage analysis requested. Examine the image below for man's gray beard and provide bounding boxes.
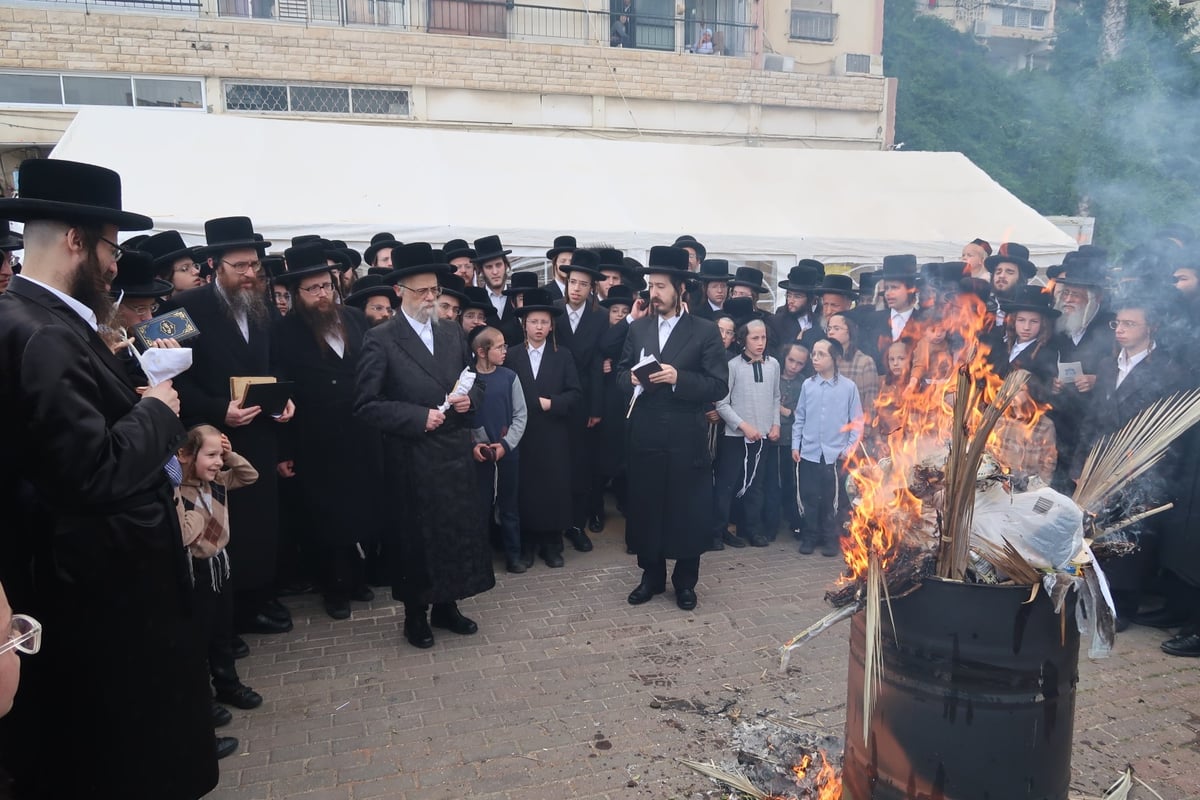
[407,305,432,324]
[219,282,270,327]
[1055,299,1098,339]
[296,299,344,345]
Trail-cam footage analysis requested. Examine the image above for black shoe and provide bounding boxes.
[791,528,803,540]
[749,535,769,547]
[278,581,313,597]
[430,604,479,635]
[820,540,840,557]
[350,585,375,603]
[520,548,536,569]
[216,736,239,760]
[1161,631,1200,657]
[214,682,263,710]
[323,594,351,621]
[231,635,250,660]
[588,514,604,533]
[506,560,527,574]
[1132,606,1190,629]
[710,537,725,551]
[628,580,666,605]
[211,703,233,728]
[626,546,636,555]
[565,527,594,552]
[722,531,748,548]
[543,553,565,568]
[675,588,697,611]
[799,538,816,555]
[403,614,435,649]
[261,599,291,624]
[236,612,293,635]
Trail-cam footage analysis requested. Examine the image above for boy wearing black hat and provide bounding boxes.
[543,234,577,302]
[443,238,477,286]
[473,235,516,321]
[691,258,732,320]
[344,275,398,327]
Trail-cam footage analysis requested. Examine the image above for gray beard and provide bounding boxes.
[407,306,433,325]
[219,282,269,327]
[1055,297,1098,339]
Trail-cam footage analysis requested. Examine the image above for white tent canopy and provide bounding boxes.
[50,107,1078,272]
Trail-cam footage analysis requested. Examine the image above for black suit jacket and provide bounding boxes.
[555,300,607,417]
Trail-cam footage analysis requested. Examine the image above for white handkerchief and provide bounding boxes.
[133,346,193,387]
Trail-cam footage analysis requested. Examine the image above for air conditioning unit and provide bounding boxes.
[833,53,880,75]
[973,19,990,37]
[764,54,796,73]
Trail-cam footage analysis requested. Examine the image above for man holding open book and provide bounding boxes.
[617,245,729,611]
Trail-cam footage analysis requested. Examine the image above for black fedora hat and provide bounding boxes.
[813,273,859,298]
[779,264,821,292]
[0,158,152,231]
[596,247,626,270]
[364,232,402,267]
[462,286,497,313]
[141,230,201,270]
[1000,284,1061,318]
[514,287,564,318]
[985,242,1036,279]
[1,220,23,251]
[922,261,968,288]
[857,270,882,299]
[503,271,540,297]
[443,238,476,261]
[879,254,919,281]
[696,259,733,283]
[723,296,763,328]
[345,275,399,309]
[121,234,150,250]
[291,234,324,247]
[262,255,286,280]
[200,216,271,258]
[387,242,450,283]
[729,266,767,294]
[797,258,826,278]
[1055,256,1107,288]
[109,249,172,299]
[600,284,635,309]
[645,245,690,276]
[439,273,469,304]
[546,235,577,260]
[472,235,512,264]
[274,242,340,285]
[561,249,605,280]
[329,241,362,269]
[672,235,706,262]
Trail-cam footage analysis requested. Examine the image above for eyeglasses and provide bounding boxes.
[1,614,42,657]
[566,278,593,289]
[1109,319,1145,330]
[175,263,201,274]
[366,303,393,313]
[397,284,441,297]
[298,282,336,297]
[98,236,126,263]
[221,259,264,276]
[126,303,159,316]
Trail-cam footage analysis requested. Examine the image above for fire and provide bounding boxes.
[840,289,1052,583]
[792,753,813,781]
[789,750,842,800]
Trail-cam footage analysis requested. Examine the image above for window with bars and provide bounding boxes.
[790,0,836,41]
[1001,7,1046,28]
[224,82,410,116]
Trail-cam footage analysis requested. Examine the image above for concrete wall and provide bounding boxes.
[764,0,884,75]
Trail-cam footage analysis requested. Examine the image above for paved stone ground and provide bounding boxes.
[211,517,1200,800]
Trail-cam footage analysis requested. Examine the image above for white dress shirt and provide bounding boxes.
[324,331,346,358]
[1116,343,1153,388]
[658,313,681,351]
[528,342,546,379]
[488,289,506,316]
[889,307,914,340]
[402,309,434,354]
[17,275,98,331]
[567,303,586,333]
[1009,339,1035,363]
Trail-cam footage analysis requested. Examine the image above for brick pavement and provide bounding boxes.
[212,517,1200,800]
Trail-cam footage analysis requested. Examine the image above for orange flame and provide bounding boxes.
[814,750,842,800]
[792,753,813,781]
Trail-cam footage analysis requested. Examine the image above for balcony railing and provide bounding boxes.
[5,0,754,57]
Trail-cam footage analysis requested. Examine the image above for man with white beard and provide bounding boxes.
[1048,254,1114,492]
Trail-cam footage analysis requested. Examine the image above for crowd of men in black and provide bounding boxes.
[0,158,1198,800]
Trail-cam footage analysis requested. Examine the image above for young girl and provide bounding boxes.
[868,340,911,456]
[176,425,263,721]
[713,319,781,548]
[791,339,864,557]
[766,342,812,540]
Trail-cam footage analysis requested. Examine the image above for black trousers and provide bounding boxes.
[713,436,766,540]
[637,554,701,591]
[313,542,367,599]
[193,553,239,691]
[797,457,839,546]
[762,445,801,537]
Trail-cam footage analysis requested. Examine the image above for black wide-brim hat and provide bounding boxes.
[439,273,470,304]
[364,232,402,267]
[199,216,271,258]
[386,242,451,283]
[503,270,540,297]
[546,235,577,260]
[330,241,362,269]
[443,238,476,261]
[273,242,340,285]
[696,258,733,282]
[1055,256,1107,288]
[514,287,564,318]
[600,284,635,308]
[779,264,821,291]
[730,266,767,293]
[108,249,173,299]
[879,254,919,281]
[813,273,859,298]
[462,286,498,313]
[473,235,512,264]
[1,220,24,251]
[1000,285,1061,318]
[985,242,1036,279]
[142,229,201,269]
[562,249,605,280]
[644,245,690,276]
[0,158,152,231]
[345,275,400,309]
[672,235,706,262]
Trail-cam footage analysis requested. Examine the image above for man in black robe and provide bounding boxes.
[355,243,493,649]
[618,245,729,611]
[0,158,217,798]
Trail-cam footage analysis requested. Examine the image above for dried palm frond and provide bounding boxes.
[938,367,1030,579]
[1100,767,1133,800]
[779,603,861,673]
[971,537,1042,586]
[1096,502,1173,539]
[677,759,768,799]
[861,553,884,745]
[1074,390,1200,514]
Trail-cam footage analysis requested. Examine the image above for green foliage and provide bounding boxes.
[883,0,1200,253]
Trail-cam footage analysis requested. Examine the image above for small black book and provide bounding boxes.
[631,354,663,385]
[241,380,294,417]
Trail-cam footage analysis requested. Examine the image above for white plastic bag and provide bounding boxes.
[971,483,1084,571]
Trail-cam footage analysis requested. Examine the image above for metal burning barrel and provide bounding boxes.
[843,577,1079,800]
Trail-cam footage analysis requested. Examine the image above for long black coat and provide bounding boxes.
[271,307,384,546]
[617,312,729,559]
[0,278,216,799]
[165,282,281,590]
[1050,313,1116,480]
[598,320,632,476]
[994,338,1060,394]
[354,315,494,604]
[506,342,582,531]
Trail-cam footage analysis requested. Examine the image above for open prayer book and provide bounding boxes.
[626,352,663,418]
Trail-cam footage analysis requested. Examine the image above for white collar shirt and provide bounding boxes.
[528,342,545,379]
[402,309,434,355]
[1116,343,1153,388]
[18,275,98,332]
